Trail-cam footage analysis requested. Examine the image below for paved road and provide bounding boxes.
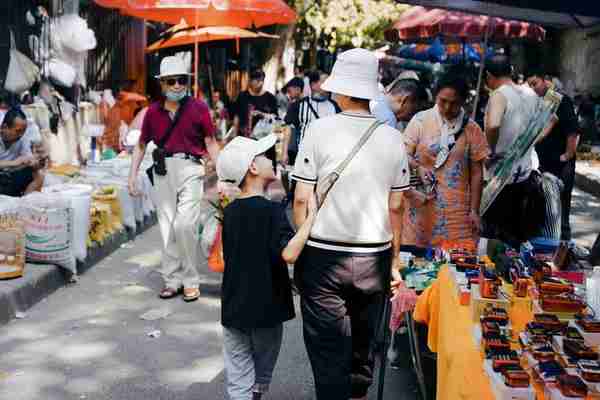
[0,222,420,400]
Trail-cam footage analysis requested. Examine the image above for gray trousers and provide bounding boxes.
[151,157,205,289]
[223,324,284,400]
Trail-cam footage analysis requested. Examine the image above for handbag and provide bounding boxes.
[315,120,382,209]
[4,30,40,94]
[146,96,190,185]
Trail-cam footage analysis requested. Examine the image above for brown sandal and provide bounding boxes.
[183,287,200,302]
[159,287,181,299]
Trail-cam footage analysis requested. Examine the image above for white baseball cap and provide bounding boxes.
[321,48,380,100]
[155,56,192,79]
[216,134,277,187]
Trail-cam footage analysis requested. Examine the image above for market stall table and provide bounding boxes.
[413,265,539,399]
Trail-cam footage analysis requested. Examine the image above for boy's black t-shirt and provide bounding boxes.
[221,196,295,329]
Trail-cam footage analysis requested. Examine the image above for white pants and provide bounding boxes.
[152,157,205,289]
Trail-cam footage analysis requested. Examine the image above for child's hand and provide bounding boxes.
[307,195,318,219]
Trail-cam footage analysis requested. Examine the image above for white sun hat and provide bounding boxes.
[321,48,380,100]
[155,56,192,79]
[216,134,277,187]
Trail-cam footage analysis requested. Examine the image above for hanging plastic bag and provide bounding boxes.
[207,225,224,273]
[49,58,76,87]
[5,31,40,94]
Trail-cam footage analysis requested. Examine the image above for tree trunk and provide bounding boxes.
[263,24,296,94]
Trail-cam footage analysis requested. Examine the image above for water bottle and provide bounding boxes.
[586,267,600,316]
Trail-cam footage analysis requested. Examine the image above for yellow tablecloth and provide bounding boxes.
[414,266,539,400]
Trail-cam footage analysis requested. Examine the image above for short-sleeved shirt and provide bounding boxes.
[535,94,579,174]
[139,97,214,157]
[292,112,410,252]
[221,197,295,329]
[232,91,278,136]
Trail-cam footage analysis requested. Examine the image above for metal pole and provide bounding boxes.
[471,22,491,120]
[194,10,199,98]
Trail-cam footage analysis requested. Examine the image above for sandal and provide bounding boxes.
[159,287,181,299]
[183,287,200,302]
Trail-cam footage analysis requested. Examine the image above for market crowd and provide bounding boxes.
[0,47,585,400]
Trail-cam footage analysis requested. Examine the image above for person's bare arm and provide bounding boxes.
[561,133,579,162]
[282,196,317,264]
[389,191,404,262]
[293,182,314,228]
[128,141,147,196]
[484,91,507,152]
[204,136,220,162]
[0,156,34,169]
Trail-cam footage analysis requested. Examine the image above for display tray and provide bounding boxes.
[483,360,535,400]
[533,299,580,322]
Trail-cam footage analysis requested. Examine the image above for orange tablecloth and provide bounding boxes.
[414,266,539,400]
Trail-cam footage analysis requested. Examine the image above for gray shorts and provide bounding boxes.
[223,324,284,400]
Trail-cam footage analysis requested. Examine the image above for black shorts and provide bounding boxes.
[0,167,35,197]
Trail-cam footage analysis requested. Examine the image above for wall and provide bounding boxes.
[558,28,600,97]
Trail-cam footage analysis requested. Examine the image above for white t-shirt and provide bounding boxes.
[485,84,539,183]
[292,112,410,252]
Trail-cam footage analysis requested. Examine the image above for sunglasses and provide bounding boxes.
[163,76,188,86]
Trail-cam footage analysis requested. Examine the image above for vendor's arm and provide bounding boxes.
[484,90,507,152]
[0,156,35,169]
[468,123,491,230]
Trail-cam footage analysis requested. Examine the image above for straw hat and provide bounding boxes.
[321,48,380,100]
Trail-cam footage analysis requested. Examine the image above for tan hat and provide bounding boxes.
[321,48,380,100]
[155,56,192,79]
[216,134,277,187]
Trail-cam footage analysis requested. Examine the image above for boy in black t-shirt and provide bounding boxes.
[216,134,316,400]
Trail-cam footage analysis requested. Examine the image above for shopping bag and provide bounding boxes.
[48,58,76,87]
[207,224,224,273]
[5,30,39,94]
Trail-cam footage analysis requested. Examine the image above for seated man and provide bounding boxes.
[0,108,45,197]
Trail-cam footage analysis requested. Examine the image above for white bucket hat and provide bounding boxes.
[321,48,380,100]
[155,56,192,79]
[216,134,277,187]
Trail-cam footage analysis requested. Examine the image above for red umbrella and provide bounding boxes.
[124,0,297,28]
[386,6,545,43]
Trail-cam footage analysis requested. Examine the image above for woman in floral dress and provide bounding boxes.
[402,73,490,249]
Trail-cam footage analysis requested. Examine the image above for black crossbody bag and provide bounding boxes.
[146,96,190,185]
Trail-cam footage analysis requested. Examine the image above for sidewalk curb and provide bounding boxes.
[575,170,600,199]
[0,214,158,326]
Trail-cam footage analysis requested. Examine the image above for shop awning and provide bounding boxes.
[396,1,600,28]
[386,6,545,42]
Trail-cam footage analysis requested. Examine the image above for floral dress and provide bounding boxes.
[401,108,490,248]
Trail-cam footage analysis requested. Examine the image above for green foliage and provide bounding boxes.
[291,0,409,51]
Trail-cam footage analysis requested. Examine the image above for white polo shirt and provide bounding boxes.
[292,112,410,253]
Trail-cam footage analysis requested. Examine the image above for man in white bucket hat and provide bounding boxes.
[291,48,410,400]
[128,55,219,302]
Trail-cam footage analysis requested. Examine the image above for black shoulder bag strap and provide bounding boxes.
[146,96,191,185]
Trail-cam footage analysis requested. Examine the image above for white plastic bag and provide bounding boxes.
[20,194,76,274]
[49,58,76,87]
[200,208,220,258]
[57,15,97,53]
[5,31,40,94]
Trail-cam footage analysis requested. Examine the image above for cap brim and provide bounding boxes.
[253,134,277,157]
[155,72,194,79]
[321,76,380,100]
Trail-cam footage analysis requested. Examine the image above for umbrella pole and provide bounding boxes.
[471,24,491,120]
[194,10,199,98]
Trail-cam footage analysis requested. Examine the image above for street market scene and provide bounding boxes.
[2,0,600,399]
